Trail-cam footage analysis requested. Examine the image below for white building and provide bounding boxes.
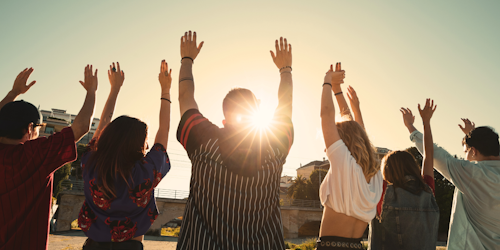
[39,108,100,145]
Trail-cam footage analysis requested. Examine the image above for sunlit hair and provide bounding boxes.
[86,116,148,199]
[382,150,430,194]
[336,119,380,180]
[222,88,259,122]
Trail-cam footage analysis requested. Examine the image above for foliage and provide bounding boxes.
[53,163,72,198]
[406,146,455,235]
[287,175,309,200]
[287,170,328,201]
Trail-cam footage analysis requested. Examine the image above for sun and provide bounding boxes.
[251,103,274,129]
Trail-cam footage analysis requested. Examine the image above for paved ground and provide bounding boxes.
[49,231,178,250]
[49,231,447,250]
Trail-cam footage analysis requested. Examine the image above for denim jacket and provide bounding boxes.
[368,179,439,250]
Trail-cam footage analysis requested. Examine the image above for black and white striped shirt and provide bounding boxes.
[176,109,293,250]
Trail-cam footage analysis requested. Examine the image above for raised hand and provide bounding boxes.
[347,86,359,107]
[79,65,98,92]
[270,37,292,71]
[459,118,475,134]
[159,60,172,91]
[400,107,415,128]
[181,31,204,62]
[108,62,124,89]
[324,63,345,85]
[12,68,36,95]
[418,99,437,123]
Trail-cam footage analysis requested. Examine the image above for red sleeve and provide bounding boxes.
[176,109,219,154]
[377,180,388,217]
[24,127,77,175]
[423,175,435,195]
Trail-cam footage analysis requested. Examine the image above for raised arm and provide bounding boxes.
[72,65,98,142]
[321,64,345,147]
[92,62,124,140]
[346,86,364,129]
[155,60,172,148]
[0,68,37,110]
[330,63,351,117]
[418,99,437,178]
[270,37,293,118]
[400,107,417,134]
[458,118,475,135]
[179,31,203,116]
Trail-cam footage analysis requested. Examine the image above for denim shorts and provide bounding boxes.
[316,236,364,249]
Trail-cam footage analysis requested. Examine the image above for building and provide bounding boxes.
[39,108,100,145]
[296,147,391,180]
[279,175,294,202]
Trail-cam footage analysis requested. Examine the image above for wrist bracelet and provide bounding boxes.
[179,77,194,83]
[279,66,292,73]
[181,57,194,63]
[334,91,343,96]
[161,97,172,103]
[323,83,332,87]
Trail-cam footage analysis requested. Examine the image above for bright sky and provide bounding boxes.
[1,1,499,192]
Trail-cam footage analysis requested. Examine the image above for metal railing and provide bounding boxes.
[65,181,321,208]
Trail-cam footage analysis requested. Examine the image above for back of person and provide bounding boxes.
[79,142,170,243]
[452,160,500,249]
[369,181,439,250]
[176,109,293,249]
[0,130,76,249]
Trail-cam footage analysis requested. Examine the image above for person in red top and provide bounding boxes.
[368,99,440,250]
[0,66,98,250]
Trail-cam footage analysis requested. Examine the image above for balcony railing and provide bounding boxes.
[65,181,321,208]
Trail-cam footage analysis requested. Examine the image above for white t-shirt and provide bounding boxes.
[320,140,383,223]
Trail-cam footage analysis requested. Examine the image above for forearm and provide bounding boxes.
[277,71,293,118]
[351,105,365,129]
[422,122,434,176]
[72,91,96,142]
[0,91,20,110]
[155,93,171,147]
[332,85,351,117]
[178,60,198,114]
[321,84,340,147]
[94,87,120,138]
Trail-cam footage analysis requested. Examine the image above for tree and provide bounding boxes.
[71,144,88,180]
[287,169,328,201]
[287,175,309,200]
[53,162,72,198]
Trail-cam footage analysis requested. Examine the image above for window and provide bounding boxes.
[45,127,55,134]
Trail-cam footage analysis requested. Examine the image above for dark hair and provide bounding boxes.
[0,125,29,139]
[222,88,258,120]
[462,126,500,157]
[87,116,148,199]
[382,150,430,195]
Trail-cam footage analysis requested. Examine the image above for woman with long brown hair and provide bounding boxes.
[368,100,439,250]
[78,61,172,250]
[318,63,383,249]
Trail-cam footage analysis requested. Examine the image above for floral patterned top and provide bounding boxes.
[78,142,170,242]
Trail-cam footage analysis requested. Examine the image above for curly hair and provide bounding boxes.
[336,120,380,180]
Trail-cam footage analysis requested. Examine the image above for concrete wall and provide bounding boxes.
[57,191,322,239]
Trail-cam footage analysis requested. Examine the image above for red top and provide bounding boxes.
[377,175,435,217]
[0,127,76,250]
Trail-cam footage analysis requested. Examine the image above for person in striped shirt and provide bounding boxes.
[176,31,294,249]
[0,66,97,250]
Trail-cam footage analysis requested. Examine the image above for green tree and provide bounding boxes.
[307,169,328,201]
[287,175,309,200]
[71,144,88,180]
[53,162,72,198]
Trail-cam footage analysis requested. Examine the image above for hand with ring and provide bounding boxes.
[108,62,124,90]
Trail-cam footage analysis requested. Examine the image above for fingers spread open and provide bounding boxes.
[27,80,36,88]
[193,32,197,44]
[198,41,204,50]
[116,62,121,72]
[270,50,276,60]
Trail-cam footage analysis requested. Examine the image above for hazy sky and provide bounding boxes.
[1,1,499,192]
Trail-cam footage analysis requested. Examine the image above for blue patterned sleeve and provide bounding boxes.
[142,143,171,188]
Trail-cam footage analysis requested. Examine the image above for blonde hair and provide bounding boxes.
[336,120,380,180]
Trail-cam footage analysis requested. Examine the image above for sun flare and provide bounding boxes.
[251,105,274,129]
